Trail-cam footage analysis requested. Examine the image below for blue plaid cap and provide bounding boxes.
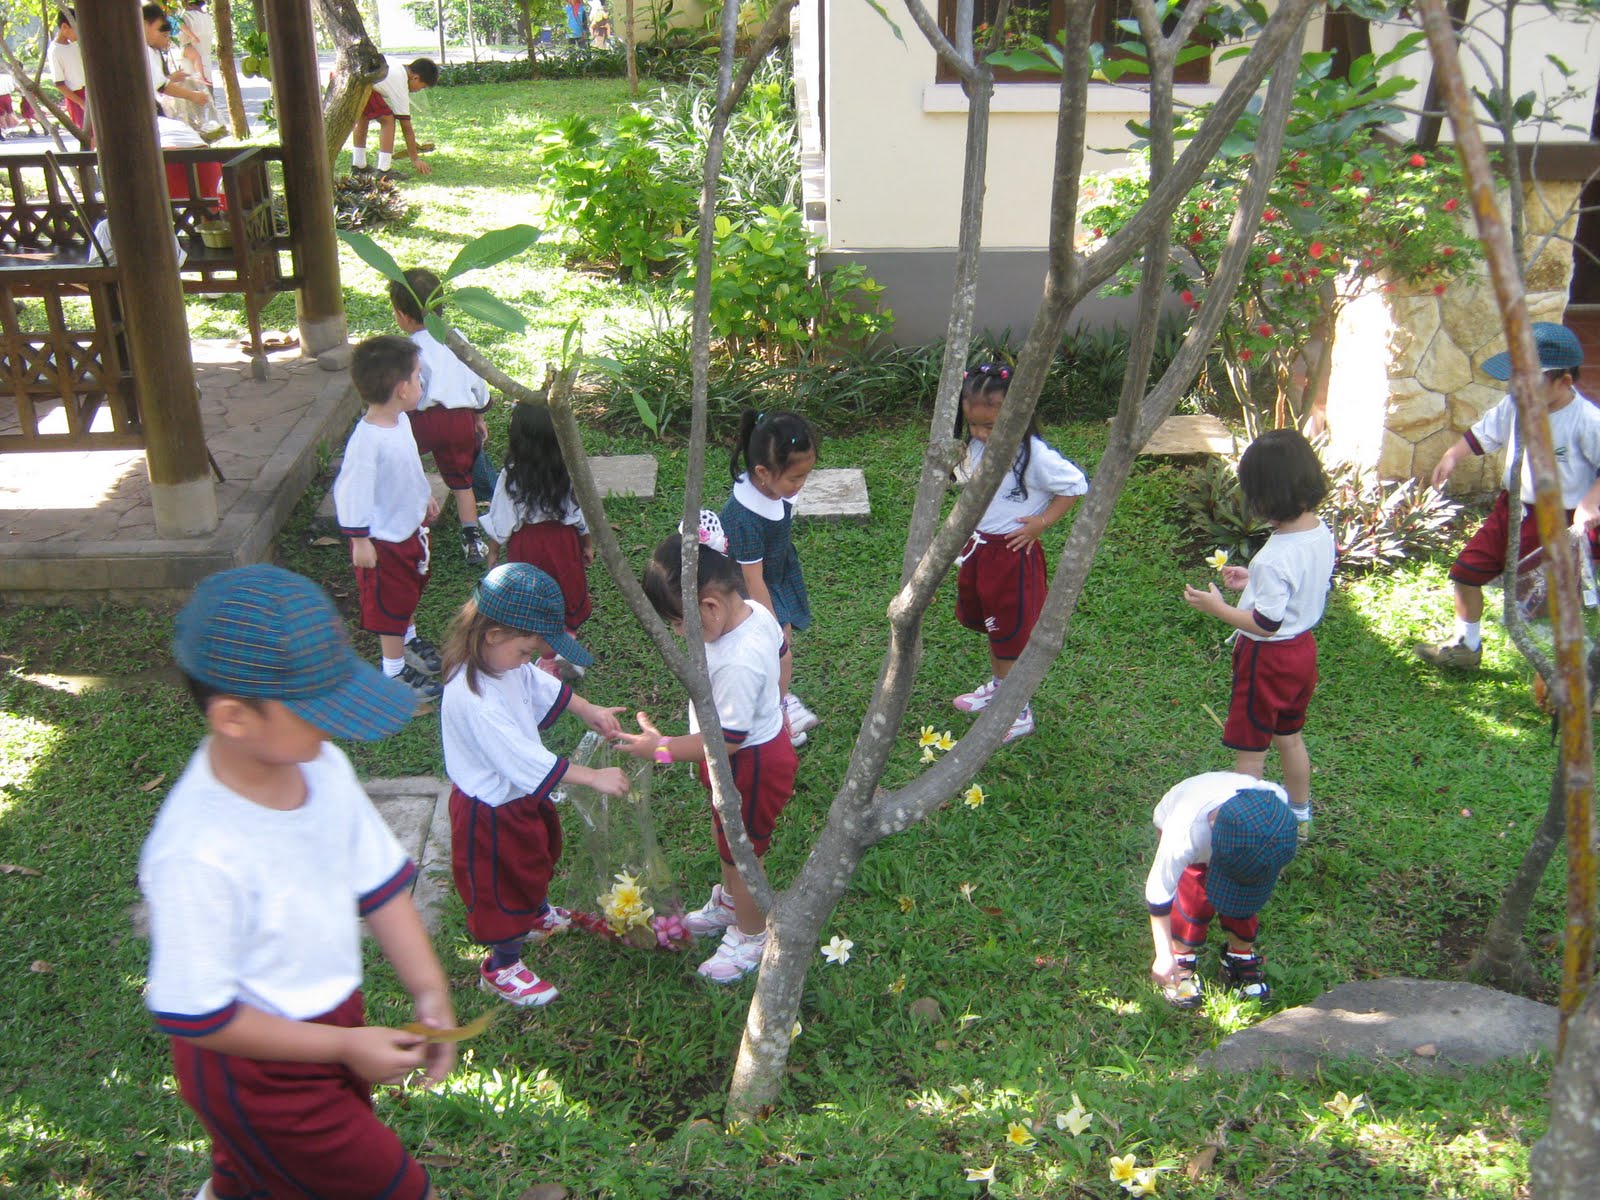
[1204,788,1298,919]
[1481,322,1583,381]
[174,565,415,740]
[474,563,593,668]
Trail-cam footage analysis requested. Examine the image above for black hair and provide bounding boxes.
[730,409,817,484]
[56,9,74,29]
[503,402,573,519]
[1236,429,1328,523]
[407,57,440,86]
[142,3,166,24]
[184,673,265,715]
[389,267,440,325]
[955,361,1043,502]
[350,334,420,407]
[1548,366,1582,384]
[643,533,747,623]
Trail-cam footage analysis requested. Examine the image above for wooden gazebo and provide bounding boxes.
[5,0,345,540]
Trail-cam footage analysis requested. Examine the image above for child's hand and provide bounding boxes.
[591,766,631,796]
[350,537,377,570]
[1182,582,1227,617]
[612,711,662,758]
[411,992,457,1083]
[1220,565,1250,591]
[584,705,624,740]
[1005,514,1048,552]
[425,494,441,524]
[341,1025,428,1085]
[581,539,596,567]
[411,154,433,176]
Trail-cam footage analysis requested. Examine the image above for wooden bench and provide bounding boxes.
[0,146,300,451]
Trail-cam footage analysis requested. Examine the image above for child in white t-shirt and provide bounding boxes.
[615,513,797,984]
[349,57,438,178]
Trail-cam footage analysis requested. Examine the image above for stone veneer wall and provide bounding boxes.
[1324,180,1581,494]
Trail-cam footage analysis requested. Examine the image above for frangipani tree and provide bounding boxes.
[350,0,1319,1116]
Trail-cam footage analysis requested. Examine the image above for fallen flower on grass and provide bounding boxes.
[963,784,986,808]
[936,730,956,751]
[1126,1167,1162,1196]
[960,882,977,902]
[919,725,940,747]
[888,974,907,995]
[1006,1121,1036,1150]
[898,894,916,913]
[921,747,938,764]
[1323,1090,1367,1120]
[1056,1095,1092,1135]
[1109,1154,1139,1184]
[821,935,854,964]
[964,1162,997,1183]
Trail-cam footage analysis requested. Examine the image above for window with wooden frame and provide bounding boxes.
[934,1,1213,86]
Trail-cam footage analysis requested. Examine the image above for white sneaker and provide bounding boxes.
[1291,803,1312,841]
[954,677,999,713]
[790,726,808,749]
[1002,704,1035,744]
[783,693,819,734]
[683,883,738,936]
[698,927,768,983]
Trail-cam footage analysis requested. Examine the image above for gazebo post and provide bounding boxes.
[76,2,217,537]
[266,0,349,364]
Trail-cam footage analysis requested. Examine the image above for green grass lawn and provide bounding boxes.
[0,79,1564,1198]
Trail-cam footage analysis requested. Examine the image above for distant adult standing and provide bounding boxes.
[589,0,609,47]
[179,0,216,87]
[47,10,86,131]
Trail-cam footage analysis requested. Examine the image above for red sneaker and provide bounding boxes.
[479,957,558,1007]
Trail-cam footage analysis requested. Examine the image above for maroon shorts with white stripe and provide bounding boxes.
[362,89,395,121]
[697,732,797,864]
[1170,863,1261,945]
[407,405,478,490]
[450,782,566,943]
[1223,631,1317,753]
[356,529,429,637]
[170,990,431,1200]
[955,535,1046,661]
[506,520,592,631]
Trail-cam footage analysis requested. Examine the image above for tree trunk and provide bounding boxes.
[214,0,251,138]
[316,0,388,172]
[624,0,637,94]
[1467,762,1564,992]
[1530,982,1600,1197]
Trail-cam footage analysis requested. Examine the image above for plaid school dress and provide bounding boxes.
[720,491,811,631]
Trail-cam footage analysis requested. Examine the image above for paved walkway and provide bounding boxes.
[2,339,356,604]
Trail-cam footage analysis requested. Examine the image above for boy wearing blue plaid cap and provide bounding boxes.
[140,565,455,1200]
[1418,321,1600,669]
[1145,771,1298,1009]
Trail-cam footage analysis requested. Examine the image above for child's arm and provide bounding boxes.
[366,891,456,1083]
[349,536,378,569]
[568,693,623,740]
[614,711,733,765]
[738,561,774,616]
[580,531,595,567]
[565,762,631,795]
[1181,582,1273,636]
[1005,493,1078,552]
[397,116,432,175]
[185,1005,429,1085]
[1149,911,1182,984]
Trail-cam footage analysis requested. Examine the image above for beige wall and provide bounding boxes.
[821,4,1288,251]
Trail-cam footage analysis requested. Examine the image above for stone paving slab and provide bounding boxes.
[365,776,454,935]
[1194,977,1557,1077]
[792,467,869,522]
[1140,414,1237,458]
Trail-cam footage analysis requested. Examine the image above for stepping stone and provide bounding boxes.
[1140,414,1237,458]
[792,467,869,522]
[588,454,657,500]
[1193,977,1557,1077]
[364,776,454,935]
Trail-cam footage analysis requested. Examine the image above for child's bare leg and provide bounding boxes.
[452,487,476,526]
[720,862,765,936]
[1272,731,1311,812]
[379,633,405,663]
[378,115,397,156]
[779,625,793,694]
[1232,747,1267,781]
[990,649,1011,681]
[352,117,369,151]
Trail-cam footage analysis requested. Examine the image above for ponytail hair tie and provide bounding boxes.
[681,509,730,556]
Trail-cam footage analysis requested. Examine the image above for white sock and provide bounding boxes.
[351,147,367,168]
[377,150,393,171]
[382,656,404,678]
[405,623,418,644]
[1291,800,1312,821]
[1457,620,1482,651]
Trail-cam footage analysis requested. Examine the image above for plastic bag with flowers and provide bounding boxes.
[564,731,692,950]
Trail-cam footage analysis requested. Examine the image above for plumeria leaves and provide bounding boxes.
[450,286,528,333]
[338,229,407,284]
[444,224,539,282]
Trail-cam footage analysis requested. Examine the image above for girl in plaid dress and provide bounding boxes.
[719,410,819,747]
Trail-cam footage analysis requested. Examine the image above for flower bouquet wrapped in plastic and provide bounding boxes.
[563,731,692,950]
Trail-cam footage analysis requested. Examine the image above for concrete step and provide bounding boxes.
[792,467,869,522]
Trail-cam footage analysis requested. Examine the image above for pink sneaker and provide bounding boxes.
[479,958,559,1007]
[953,677,999,713]
[526,905,572,945]
[683,884,739,937]
[697,927,768,983]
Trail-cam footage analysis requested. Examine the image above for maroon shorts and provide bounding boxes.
[407,406,478,490]
[170,991,431,1200]
[506,521,592,631]
[955,534,1046,661]
[1224,631,1317,753]
[356,529,430,637]
[1448,490,1585,587]
[697,733,797,865]
[1170,863,1262,944]
[450,783,566,943]
[362,89,395,121]
[62,92,84,129]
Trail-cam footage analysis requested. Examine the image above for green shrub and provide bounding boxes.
[964,319,1191,421]
[435,45,626,85]
[1179,457,1272,563]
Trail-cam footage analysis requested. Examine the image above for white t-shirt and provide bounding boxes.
[1470,390,1600,507]
[442,662,570,807]
[1144,771,1289,910]
[372,61,412,118]
[1237,520,1336,642]
[967,436,1089,536]
[479,470,587,545]
[412,328,488,412]
[180,7,215,81]
[48,38,84,91]
[139,741,414,1031]
[688,599,785,749]
[332,417,431,543]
